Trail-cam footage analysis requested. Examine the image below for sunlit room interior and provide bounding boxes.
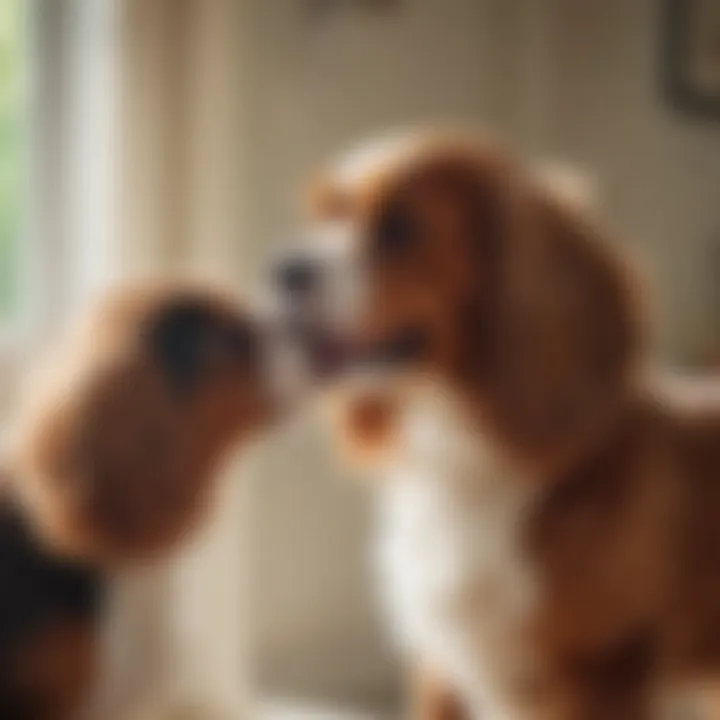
[0,0,719,718]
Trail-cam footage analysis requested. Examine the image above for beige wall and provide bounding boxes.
[547,0,720,362]
[244,0,720,705]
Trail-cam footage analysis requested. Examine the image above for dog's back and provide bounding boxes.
[656,375,720,678]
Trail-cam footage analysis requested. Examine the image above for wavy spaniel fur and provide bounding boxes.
[277,131,720,719]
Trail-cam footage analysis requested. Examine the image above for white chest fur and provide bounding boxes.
[374,386,538,718]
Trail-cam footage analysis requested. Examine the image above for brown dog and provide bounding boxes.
[275,130,720,719]
[0,284,280,719]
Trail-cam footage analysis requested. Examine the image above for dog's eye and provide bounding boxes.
[374,205,417,257]
[148,300,258,397]
[148,301,215,397]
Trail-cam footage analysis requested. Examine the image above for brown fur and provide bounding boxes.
[325,387,404,468]
[8,284,274,565]
[412,667,471,720]
[306,133,720,718]
[0,284,276,718]
[7,620,97,720]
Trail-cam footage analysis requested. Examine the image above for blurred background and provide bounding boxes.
[0,0,719,717]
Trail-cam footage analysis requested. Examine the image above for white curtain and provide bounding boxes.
[33,0,259,716]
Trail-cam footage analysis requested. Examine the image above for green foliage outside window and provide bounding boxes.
[0,0,26,318]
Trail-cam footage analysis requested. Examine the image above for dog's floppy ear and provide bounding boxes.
[477,178,643,469]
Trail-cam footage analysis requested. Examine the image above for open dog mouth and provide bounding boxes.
[363,326,429,368]
[287,317,428,380]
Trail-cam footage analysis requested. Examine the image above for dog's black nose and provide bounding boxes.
[276,257,319,296]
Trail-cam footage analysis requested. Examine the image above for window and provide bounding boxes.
[0,0,26,321]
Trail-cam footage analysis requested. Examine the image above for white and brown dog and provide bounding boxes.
[275,130,720,720]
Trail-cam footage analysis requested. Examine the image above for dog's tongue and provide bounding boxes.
[304,325,429,379]
[281,313,353,379]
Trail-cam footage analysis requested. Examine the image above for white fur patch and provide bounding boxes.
[374,383,539,718]
[301,220,367,338]
[331,134,415,191]
[533,160,598,212]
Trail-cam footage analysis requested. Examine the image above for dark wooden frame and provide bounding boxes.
[663,0,720,118]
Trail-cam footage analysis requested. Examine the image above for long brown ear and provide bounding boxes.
[478,180,644,470]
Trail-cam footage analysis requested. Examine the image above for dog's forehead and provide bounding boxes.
[310,134,428,222]
[311,132,511,222]
[329,134,419,192]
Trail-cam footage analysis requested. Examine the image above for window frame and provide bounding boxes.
[0,0,119,419]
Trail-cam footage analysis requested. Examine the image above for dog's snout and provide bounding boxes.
[276,257,320,296]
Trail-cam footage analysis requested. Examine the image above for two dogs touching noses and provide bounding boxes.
[0,129,719,720]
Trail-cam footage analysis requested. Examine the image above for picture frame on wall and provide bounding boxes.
[663,0,720,118]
